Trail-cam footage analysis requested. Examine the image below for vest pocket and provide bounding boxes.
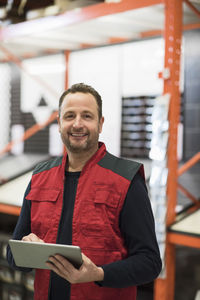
[94,189,120,225]
[79,188,121,238]
[26,188,61,239]
[26,188,60,202]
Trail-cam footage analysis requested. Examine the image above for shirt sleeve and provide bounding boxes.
[96,172,162,288]
[7,180,32,272]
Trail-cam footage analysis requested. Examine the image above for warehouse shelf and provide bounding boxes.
[0,153,49,184]
[0,0,200,61]
[0,1,200,300]
[0,203,21,216]
[168,208,200,248]
[0,233,34,299]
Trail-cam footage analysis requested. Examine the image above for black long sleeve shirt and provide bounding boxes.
[7,171,162,299]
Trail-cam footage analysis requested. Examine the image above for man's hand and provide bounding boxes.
[22,233,44,243]
[46,253,104,284]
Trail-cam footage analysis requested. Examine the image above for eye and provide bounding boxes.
[64,113,74,120]
[84,114,92,119]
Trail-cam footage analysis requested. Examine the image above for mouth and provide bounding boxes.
[69,133,88,141]
[70,133,88,137]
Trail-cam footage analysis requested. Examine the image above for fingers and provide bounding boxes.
[47,255,75,273]
[46,255,77,283]
[81,253,90,263]
[46,257,64,276]
[22,233,44,243]
[46,253,104,283]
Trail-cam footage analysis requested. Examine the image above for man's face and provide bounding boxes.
[58,92,104,154]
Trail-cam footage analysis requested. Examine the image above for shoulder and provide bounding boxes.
[33,156,63,175]
[97,151,142,181]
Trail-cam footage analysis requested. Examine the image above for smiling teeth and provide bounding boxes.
[71,133,86,136]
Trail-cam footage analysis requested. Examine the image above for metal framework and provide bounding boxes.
[0,1,199,299]
[154,1,182,299]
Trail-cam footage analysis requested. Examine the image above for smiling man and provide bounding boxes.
[58,89,104,171]
[7,83,162,300]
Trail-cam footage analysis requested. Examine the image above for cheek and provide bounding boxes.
[90,125,99,134]
[60,122,70,132]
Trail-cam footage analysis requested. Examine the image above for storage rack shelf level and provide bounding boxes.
[0,1,200,300]
[0,204,21,216]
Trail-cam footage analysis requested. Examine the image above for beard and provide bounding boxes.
[60,129,100,154]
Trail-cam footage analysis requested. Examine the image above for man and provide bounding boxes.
[7,83,162,300]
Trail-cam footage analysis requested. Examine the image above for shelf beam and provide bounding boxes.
[178,152,200,176]
[0,111,58,157]
[0,0,162,41]
[183,0,200,18]
[178,183,199,205]
[168,232,200,248]
[0,203,21,216]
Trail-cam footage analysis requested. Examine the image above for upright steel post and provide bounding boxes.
[154,0,183,299]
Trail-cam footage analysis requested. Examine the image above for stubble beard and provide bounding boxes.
[61,131,100,154]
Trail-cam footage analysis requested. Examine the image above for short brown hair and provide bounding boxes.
[59,83,102,119]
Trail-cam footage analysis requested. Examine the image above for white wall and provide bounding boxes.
[21,54,66,120]
[69,45,122,156]
[69,38,165,156]
[121,38,164,96]
[0,64,11,152]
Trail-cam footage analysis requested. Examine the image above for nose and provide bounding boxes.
[73,116,83,129]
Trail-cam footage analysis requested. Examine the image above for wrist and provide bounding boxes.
[96,267,104,282]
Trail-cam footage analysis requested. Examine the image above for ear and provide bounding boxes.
[57,113,61,133]
[99,116,104,134]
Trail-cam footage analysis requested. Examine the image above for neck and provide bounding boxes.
[66,145,98,172]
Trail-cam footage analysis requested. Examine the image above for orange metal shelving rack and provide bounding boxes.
[154,1,183,299]
[0,1,200,299]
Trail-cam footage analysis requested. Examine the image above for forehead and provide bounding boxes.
[61,92,98,112]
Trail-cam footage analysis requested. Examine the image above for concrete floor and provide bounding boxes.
[137,246,200,300]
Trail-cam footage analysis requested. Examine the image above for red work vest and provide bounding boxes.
[26,143,142,300]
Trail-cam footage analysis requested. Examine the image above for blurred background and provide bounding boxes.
[0,0,199,299]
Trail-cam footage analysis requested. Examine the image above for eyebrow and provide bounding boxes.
[82,111,93,115]
[64,110,93,114]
